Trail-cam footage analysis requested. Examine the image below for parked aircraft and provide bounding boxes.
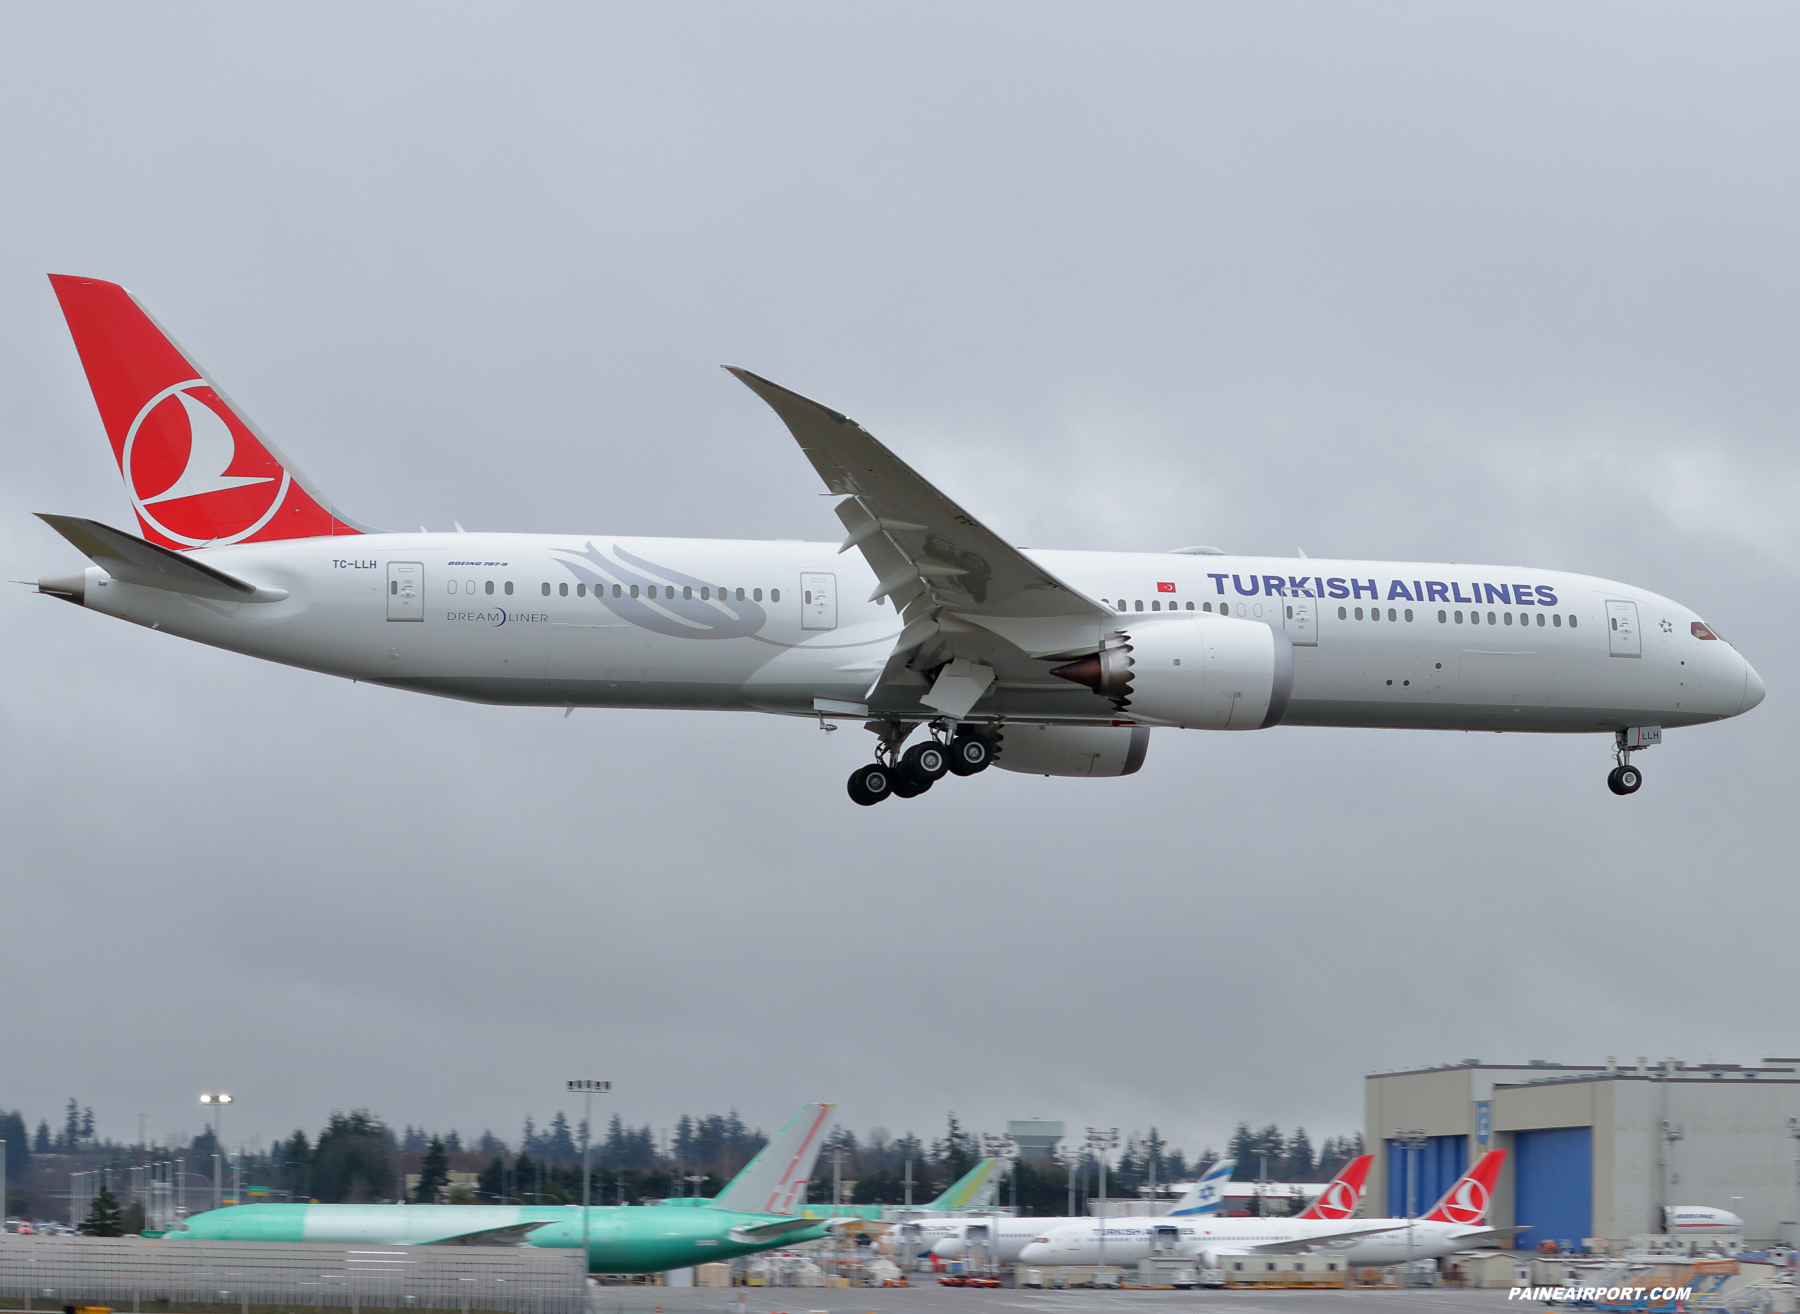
[167,1103,839,1273]
[1018,1150,1511,1270]
[1664,1205,1743,1234]
[1294,1155,1374,1220]
[35,277,1764,802]
[913,1159,1236,1263]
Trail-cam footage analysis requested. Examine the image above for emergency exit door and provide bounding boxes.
[801,572,837,630]
[1606,600,1640,656]
[1283,595,1318,645]
[388,561,424,621]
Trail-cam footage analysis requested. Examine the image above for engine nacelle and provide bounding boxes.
[1051,616,1293,729]
[991,724,1151,777]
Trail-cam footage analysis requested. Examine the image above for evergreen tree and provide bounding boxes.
[1283,1128,1315,1181]
[80,1107,94,1142]
[478,1155,506,1203]
[519,1116,540,1156]
[0,1111,30,1174]
[311,1111,395,1202]
[932,1113,976,1179]
[33,1122,50,1153]
[414,1136,449,1203]
[545,1113,577,1165]
[476,1130,506,1154]
[81,1185,123,1236]
[120,1199,147,1235]
[402,1125,427,1153]
[444,1130,463,1153]
[279,1131,312,1199]
[61,1099,80,1151]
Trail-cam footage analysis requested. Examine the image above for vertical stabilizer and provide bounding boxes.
[927,1158,1005,1212]
[707,1103,834,1216]
[1166,1158,1235,1216]
[1296,1154,1373,1220]
[1420,1150,1505,1225]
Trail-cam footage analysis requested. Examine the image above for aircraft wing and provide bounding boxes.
[1449,1225,1530,1247]
[37,514,288,603]
[1223,1223,1409,1255]
[427,1221,557,1246]
[728,369,1116,714]
[727,1216,829,1244]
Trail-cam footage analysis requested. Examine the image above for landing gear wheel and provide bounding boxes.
[1607,764,1643,796]
[890,770,931,798]
[846,763,894,806]
[900,741,950,786]
[947,735,994,776]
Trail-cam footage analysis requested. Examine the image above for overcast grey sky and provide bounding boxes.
[2,3,1796,1165]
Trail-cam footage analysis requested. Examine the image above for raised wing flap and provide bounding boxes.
[728,368,1117,711]
[38,514,287,602]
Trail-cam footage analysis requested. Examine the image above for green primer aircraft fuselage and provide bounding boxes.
[168,1203,831,1273]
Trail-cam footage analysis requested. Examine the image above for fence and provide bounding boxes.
[0,1236,585,1314]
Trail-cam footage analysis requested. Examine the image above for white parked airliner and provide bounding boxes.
[33,276,1765,802]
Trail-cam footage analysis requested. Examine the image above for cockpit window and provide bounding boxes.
[1692,621,1719,640]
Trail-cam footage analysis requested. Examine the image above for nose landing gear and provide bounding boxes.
[1606,763,1643,795]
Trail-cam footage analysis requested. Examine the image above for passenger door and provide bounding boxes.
[801,572,837,630]
[1606,600,1640,657]
[387,561,423,621]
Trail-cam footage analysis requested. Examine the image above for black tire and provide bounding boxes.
[846,763,893,806]
[901,741,950,784]
[946,735,994,776]
[1607,764,1643,795]
[890,770,931,798]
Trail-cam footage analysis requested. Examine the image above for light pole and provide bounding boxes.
[1392,1129,1427,1284]
[566,1080,611,1280]
[201,1095,233,1211]
[1086,1128,1119,1283]
[979,1134,1015,1274]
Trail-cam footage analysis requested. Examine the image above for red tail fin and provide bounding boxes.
[49,275,364,549]
[1297,1154,1372,1220]
[1421,1150,1506,1225]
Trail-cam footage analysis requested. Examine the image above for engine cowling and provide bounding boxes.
[1051,616,1293,729]
[990,724,1151,777]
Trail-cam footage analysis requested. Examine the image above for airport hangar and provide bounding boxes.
[1365,1057,1800,1247]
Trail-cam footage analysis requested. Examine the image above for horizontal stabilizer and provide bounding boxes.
[37,514,286,602]
[727,1216,823,1244]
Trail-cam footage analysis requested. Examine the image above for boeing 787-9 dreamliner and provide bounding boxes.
[33,276,1765,802]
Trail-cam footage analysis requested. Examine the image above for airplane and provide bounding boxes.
[662,1155,1006,1222]
[1017,1152,1510,1270]
[1664,1205,1743,1234]
[32,276,1765,803]
[1294,1154,1373,1219]
[912,1158,1236,1264]
[166,1102,843,1273]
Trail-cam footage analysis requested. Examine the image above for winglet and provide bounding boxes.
[707,1103,834,1216]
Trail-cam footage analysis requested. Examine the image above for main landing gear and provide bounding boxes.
[846,722,997,806]
[1607,726,1659,796]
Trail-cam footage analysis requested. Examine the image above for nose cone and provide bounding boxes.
[1742,659,1767,714]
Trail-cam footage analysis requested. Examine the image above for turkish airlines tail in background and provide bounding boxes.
[1420,1150,1506,1226]
[1296,1154,1373,1220]
[48,275,366,549]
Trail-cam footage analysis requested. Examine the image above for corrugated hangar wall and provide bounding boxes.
[1383,1135,1466,1217]
[1513,1126,1593,1248]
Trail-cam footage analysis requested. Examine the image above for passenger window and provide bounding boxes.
[1185,601,1194,610]
[1611,616,1618,630]
[1535,612,1544,626]
[736,588,745,601]
[1206,602,1215,613]
[1487,611,1496,625]
[754,588,763,601]
[541,582,551,596]
[770,588,779,602]
[1438,610,1446,623]
[684,586,693,600]
[465,580,474,594]
[630,585,639,598]
[1504,612,1512,625]
[504,581,514,596]
[1569,615,1577,628]
[1554,614,1562,627]
[1152,600,1161,611]
[1134,600,1143,611]
[1387,608,1397,621]
[1285,606,1293,619]
[1404,609,1413,622]
[805,591,812,604]
[1354,607,1363,620]
[447,580,457,594]
[390,581,397,595]
[559,583,569,597]
[1454,610,1463,623]
[1338,606,1347,619]
[485,581,494,595]
[613,584,622,598]
[577,583,586,597]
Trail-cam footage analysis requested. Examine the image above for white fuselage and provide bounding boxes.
[1017,1215,1414,1267]
[61,533,1763,733]
[909,1215,1105,1264]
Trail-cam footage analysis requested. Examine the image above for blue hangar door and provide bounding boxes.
[1513,1127,1592,1248]
[1386,1135,1468,1217]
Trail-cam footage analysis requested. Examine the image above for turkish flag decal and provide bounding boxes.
[1157,581,1176,593]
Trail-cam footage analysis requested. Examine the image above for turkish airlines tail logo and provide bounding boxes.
[49,275,363,549]
[1297,1154,1372,1220]
[1422,1150,1506,1226]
